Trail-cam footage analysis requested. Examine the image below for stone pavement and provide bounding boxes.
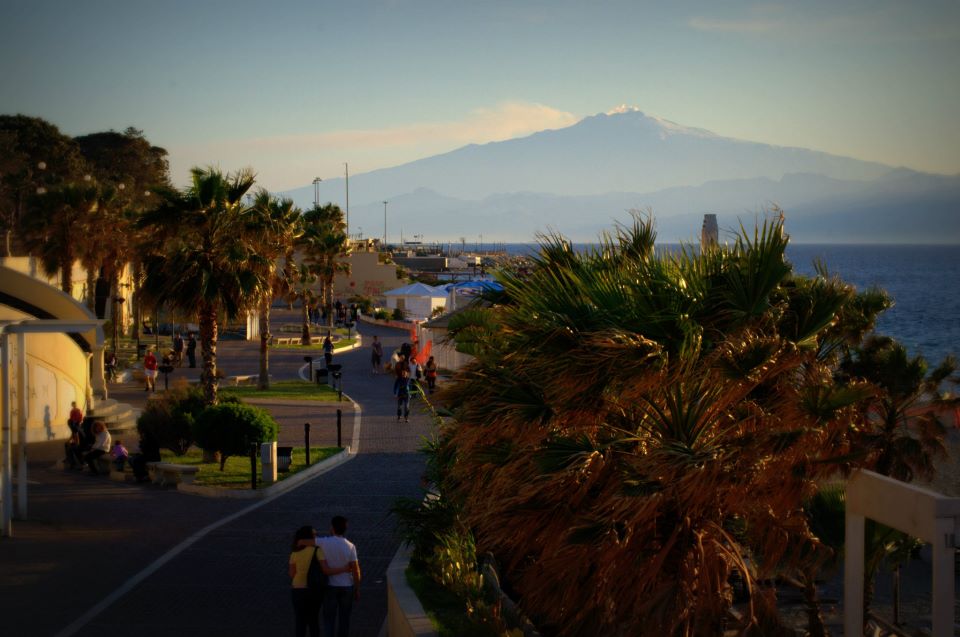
[0,319,436,636]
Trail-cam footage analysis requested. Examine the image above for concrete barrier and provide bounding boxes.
[386,544,437,637]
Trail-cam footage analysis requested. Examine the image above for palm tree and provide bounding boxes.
[137,166,267,404]
[436,215,888,636]
[842,335,957,482]
[249,190,302,389]
[300,203,350,328]
[20,182,100,295]
[290,262,318,345]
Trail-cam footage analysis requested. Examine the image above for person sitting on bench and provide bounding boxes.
[83,421,112,476]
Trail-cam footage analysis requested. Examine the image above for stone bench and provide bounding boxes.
[146,462,200,486]
[225,374,271,386]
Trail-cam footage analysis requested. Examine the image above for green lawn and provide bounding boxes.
[270,338,358,351]
[220,380,341,401]
[160,446,341,489]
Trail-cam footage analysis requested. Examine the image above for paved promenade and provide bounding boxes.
[0,320,436,636]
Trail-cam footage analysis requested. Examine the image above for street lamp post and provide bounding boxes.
[344,163,349,238]
[382,200,388,248]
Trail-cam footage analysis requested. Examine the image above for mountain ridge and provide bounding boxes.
[280,108,958,243]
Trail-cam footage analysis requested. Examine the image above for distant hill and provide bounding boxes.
[283,108,959,243]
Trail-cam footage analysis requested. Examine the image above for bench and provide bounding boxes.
[273,336,295,345]
[146,462,200,486]
[224,374,271,386]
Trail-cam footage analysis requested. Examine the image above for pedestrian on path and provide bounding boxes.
[370,335,383,374]
[186,333,197,368]
[143,348,158,392]
[289,526,351,637]
[424,356,438,393]
[323,332,334,367]
[397,376,411,422]
[316,516,361,637]
[172,332,184,367]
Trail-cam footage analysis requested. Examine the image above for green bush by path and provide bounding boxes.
[193,402,278,470]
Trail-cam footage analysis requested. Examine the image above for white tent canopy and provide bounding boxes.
[383,282,447,320]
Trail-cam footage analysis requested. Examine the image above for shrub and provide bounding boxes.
[391,307,405,321]
[193,402,278,470]
[374,309,390,321]
[136,383,205,456]
[347,295,374,314]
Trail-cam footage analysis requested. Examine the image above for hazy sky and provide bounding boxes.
[2,0,958,191]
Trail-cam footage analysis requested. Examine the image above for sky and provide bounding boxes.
[1,0,959,193]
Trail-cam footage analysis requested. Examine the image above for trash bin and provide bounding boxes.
[315,368,329,385]
[277,446,293,473]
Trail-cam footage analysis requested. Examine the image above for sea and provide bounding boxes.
[473,243,959,366]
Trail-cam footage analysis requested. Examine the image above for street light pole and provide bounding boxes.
[382,200,388,248]
[344,163,349,238]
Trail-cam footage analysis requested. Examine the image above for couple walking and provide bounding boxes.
[289,516,361,637]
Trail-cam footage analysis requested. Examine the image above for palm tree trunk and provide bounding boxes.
[258,296,271,390]
[801,570,828,637]
[324,274,334,328]
[60,254,73,296]
[199,301,219,405]
[301,296,311,345]
[131,261,142,342]
[84,263,96,311]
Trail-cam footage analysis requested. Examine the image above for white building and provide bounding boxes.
[383,282,447,321]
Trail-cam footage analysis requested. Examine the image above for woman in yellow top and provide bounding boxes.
[289,525,349,637]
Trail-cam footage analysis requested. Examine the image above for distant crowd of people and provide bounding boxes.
[309,301,360,327]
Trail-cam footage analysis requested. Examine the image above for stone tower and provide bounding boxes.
[701,214,718,248]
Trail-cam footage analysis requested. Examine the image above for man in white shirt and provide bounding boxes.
[84,420,112,475]
[316,515,360,637]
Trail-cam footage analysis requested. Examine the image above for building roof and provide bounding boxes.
[383,282,448,297]
[0,265,103,352]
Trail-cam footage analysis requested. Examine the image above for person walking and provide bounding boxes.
[186,333,197,368]
[424,356,438,393]
[397,375,411,422]
[172,332,184,367]
[143,348,158,392]
[370,335,383,374]
[322,332,334,368]
[289,526,351,637]
[316,516,361,637]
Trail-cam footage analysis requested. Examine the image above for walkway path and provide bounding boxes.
[0,320,435,637]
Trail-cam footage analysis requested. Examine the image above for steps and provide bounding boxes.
[90,398,140,438]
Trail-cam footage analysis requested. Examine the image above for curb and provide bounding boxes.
[176,447,355,499]
[386,543,438,637]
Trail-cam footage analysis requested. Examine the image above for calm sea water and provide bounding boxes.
[786,245,959,366]
[483,243,959,365]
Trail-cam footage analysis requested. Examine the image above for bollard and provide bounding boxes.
[336,409,342,448]
[333,371,342,401]
[304,356,314,385]
[304,422,311,466]
[249,442,258,490]
[261,441,278,485]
